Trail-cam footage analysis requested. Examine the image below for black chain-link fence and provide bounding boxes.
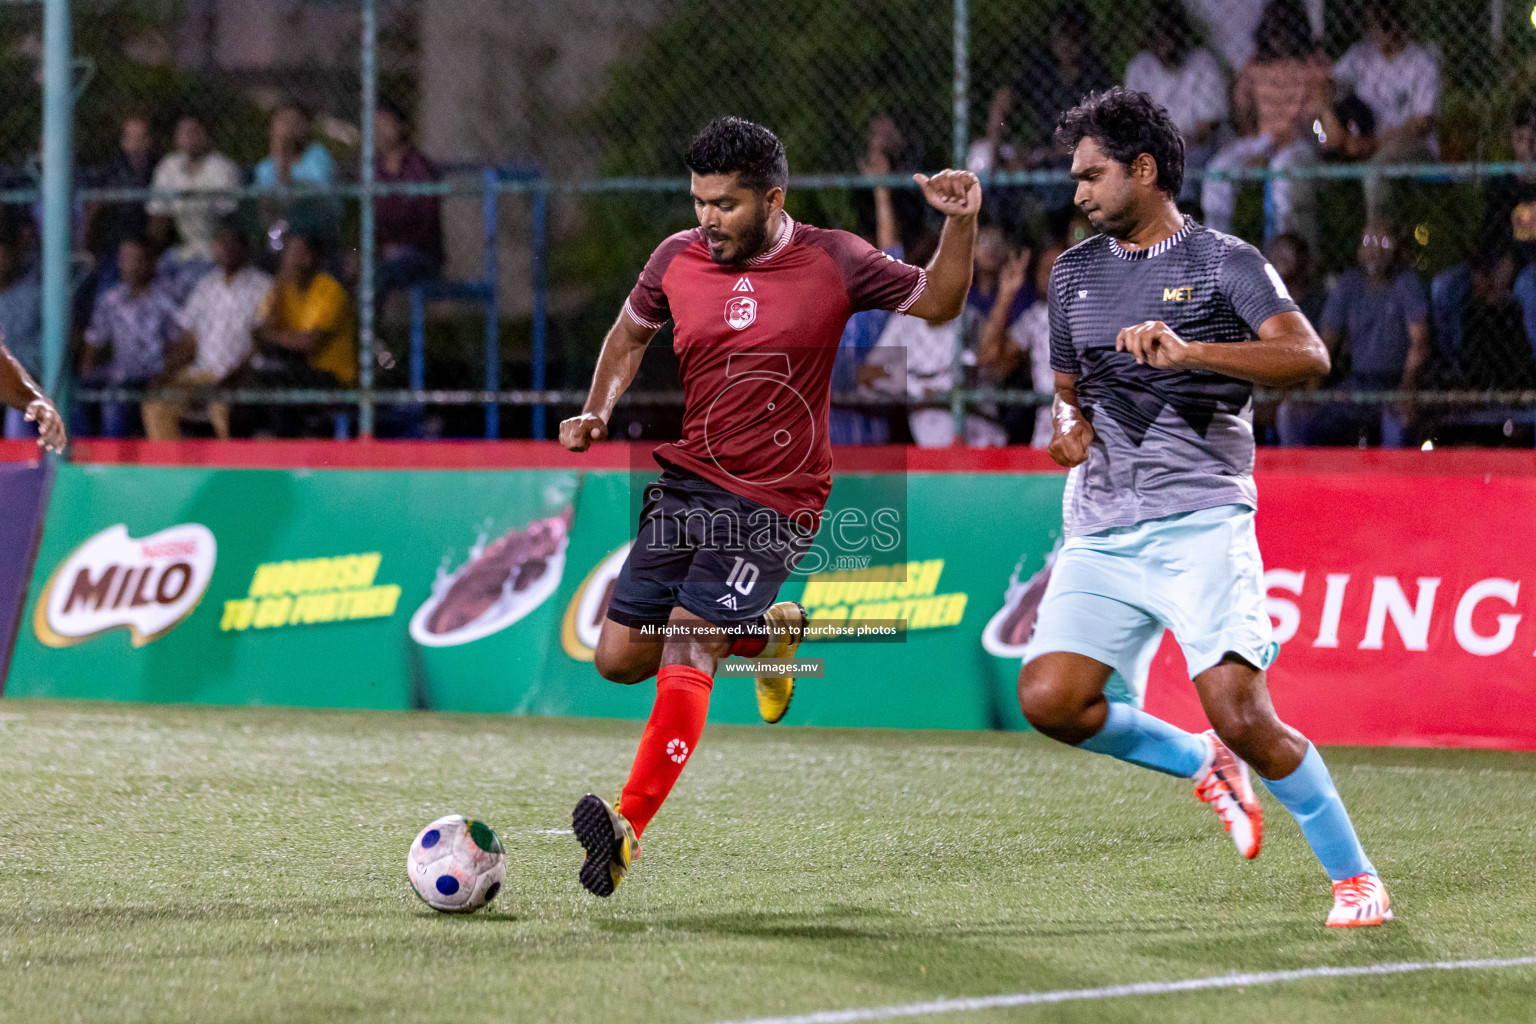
[17,0,1536,446]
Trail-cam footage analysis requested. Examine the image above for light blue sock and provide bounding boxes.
[1076,701,1209,778]
[1260,743,1375,881]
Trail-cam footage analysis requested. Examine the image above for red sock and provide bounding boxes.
[618,663,713,836]
[727,614,769,658]
[728,634,766,658]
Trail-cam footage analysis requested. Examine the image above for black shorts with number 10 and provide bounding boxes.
[606,466,815,631]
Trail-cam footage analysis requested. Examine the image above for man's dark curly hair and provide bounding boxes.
[1054,87,1185,198]
[685,117,789,194]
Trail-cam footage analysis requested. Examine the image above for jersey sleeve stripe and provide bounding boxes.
[894,268,928,314]
[622,298,664,331]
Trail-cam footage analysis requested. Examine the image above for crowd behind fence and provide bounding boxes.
[6,0,1536,449]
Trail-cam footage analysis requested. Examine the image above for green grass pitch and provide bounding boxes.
[2,699,1534,1023]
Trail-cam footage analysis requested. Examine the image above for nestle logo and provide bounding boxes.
[140,540,198,559]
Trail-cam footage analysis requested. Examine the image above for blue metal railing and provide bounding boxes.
[402,165,547,440]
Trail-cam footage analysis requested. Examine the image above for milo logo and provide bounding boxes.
[34,523,217,647]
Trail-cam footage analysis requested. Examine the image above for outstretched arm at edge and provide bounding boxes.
[0,342,66,452]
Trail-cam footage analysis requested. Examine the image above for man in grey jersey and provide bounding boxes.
[1016,87,1390,928]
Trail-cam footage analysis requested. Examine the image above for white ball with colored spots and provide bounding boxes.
[406,814,507,913]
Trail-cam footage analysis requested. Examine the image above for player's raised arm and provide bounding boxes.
[560,308,658,452]
[0,340,65,453]
[903,169,981,323]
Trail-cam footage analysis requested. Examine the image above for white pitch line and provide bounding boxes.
[710,955,1536,1024]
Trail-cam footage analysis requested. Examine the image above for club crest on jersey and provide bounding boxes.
[725,295,757,330]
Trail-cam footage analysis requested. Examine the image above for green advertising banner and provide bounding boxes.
[7,464,1068,730]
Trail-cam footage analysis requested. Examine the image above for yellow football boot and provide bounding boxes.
[572,794,639,897]
[754,600,808,724]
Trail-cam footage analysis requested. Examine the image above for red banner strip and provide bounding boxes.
[8,439,1536,477]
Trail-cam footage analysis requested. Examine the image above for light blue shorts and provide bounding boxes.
[1021,504,1277,704]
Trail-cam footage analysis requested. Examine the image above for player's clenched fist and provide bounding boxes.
[1048,396,1094,469]
[560,413,607,452]
[1116,320,1198,369]
[914,170,982,218]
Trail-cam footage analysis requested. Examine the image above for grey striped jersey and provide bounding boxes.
[1048,218,1299,537]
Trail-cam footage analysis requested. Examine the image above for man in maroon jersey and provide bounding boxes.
[559,116,980,897]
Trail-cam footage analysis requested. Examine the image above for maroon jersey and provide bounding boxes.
[624,213,926,517]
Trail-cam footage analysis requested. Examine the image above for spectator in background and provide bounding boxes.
[147,115,244,304]
[863,233,1007,449]
[1264,231,1326,324]
[142,223,271,441]
[0,226,42,441]
[1181,0,1323,73]
[830,129,905,445]
[958,224,1021,441]
[1201,0,1329,248]
[853,112,928,252]
[978,239,1064,447]
[1333,2,1438,221]
[78,236,178,438]
[1423,244,1536,446]
[373,101,443,308]
[1317,92,1377,164]
[1278,220,1428,448]
[981,2,1110,213]
[253,101,339,256]
[84,114,157,286]
[1454,247,1535,391]
[966,224,1029,325]
[1258,231,1325,444]
[1433,98,1536,363]
[255,232,355,390]
[1123,3,1227,203]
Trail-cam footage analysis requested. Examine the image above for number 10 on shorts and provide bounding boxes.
[726,557,759,595]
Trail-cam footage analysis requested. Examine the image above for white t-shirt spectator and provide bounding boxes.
[1007,302,1055,448]
[177,265,273,381]
[868,312,959,399]
[1333,41,1438,135]
[1124,48,1228,138]
[866,313,1007,448]
[147,151,243,262]
[1182,0,1323,71]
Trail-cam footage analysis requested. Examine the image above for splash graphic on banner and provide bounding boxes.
[220,553,402,632]
[411,508,573,648]
[981,542,1059,658]
[35,523,216,647]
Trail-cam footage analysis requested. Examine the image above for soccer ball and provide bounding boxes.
[407,814,507,913]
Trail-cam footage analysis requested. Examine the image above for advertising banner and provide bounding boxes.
[9,457,1536,749]
[8,466,580,710]
[1144,473,1536,750]
[5,464,1069,728]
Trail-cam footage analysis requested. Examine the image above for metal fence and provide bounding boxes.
[14,0,1536,447]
